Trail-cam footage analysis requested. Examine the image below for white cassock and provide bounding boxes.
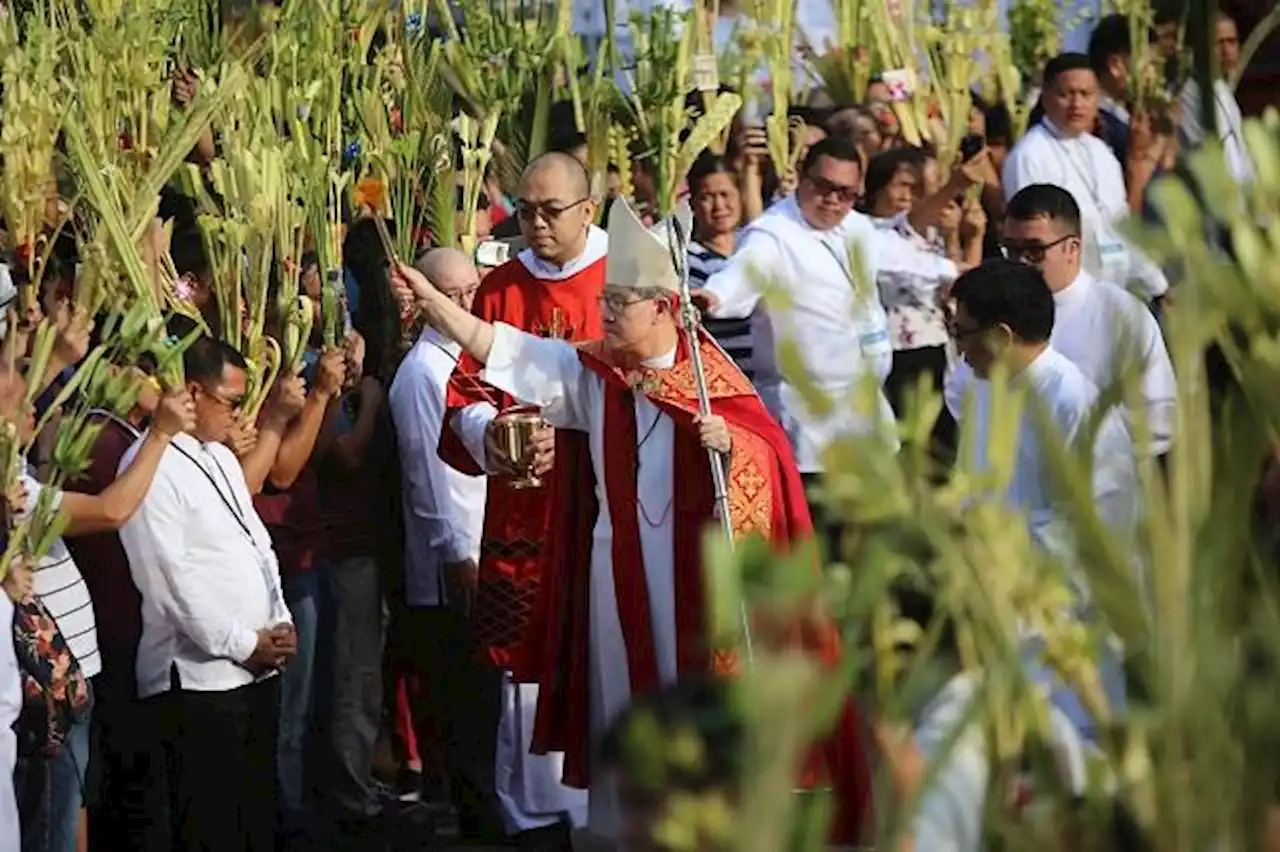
[1002,118,1169,301]
[961,346,1140,577]
[481,322,681,840]
[959,347,1139,736]
[1180,77,1255,184]
[946,270,1176,457]
[495,676,588,833]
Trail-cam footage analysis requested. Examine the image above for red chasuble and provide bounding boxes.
[438,231,607,670]
[526,328,871,843]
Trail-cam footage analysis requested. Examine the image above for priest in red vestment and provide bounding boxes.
[395,197,871,845]
[436,151,603,837]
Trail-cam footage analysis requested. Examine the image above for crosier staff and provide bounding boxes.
[665,212,755,665]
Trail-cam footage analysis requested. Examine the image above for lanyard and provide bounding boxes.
[173,442,284,610]
[1053,137,1104,212]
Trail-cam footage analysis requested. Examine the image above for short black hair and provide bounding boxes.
[1006,184,1083,236]
[687,151,736,194]
[1089,14,1133,74]
[170,226,211,282]
[862,146,928,211]
[951,259,1055,344]
[800,134,862,175]
[985,102,1013,146]
[1042,52,1094,90]
[182,332,248,387]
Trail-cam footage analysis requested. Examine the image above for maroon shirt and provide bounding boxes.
[65,414,144,652]
[253,466,322,578]
[316,391,398,563]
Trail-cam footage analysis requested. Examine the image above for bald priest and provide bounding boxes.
[391,198,870,845]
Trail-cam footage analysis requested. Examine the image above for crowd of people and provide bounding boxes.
[0,2,1264,852]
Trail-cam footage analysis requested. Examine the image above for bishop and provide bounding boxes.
[393,198,870,845]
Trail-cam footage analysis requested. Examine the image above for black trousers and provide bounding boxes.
[159,672,281,852]
[884,345,958,473]
[397,605,503,831]
[88,643,171,852]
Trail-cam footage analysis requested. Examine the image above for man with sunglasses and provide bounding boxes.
[434,150,607,842]
[945,184,1175,459]
[696,136,944,547]
[118,334,297,852]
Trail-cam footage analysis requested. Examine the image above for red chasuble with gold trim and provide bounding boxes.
[438,234,606,670]
[525,328,871,843]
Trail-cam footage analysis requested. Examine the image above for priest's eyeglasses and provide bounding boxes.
[599,292,651,316]
[516,198,590,223]
[1001,234,1076,264]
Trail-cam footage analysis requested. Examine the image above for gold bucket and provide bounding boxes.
[493,408,546,490]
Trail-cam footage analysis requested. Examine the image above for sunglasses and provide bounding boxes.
[1001,234,1077,264]
[804,173,860,204]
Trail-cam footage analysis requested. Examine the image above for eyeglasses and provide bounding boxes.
[947,318,986,341]
[1001,234,1077,264]
[516,197,589,223]
[197,385,245,412]
[803,173,860,204]
[440,283,480,306]
[599,292,652,316]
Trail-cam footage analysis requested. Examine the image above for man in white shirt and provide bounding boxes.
[698,136,943,544]
[1180,10,1254,184]
[1003,52,1169,302]
[949,260,1136,736]
[947,184,1176,457]
[119,335,295,852]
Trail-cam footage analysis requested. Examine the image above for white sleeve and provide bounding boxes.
[1179,80,1206,148]
[481,323,592,431]
[390,364,483,564]
[943,360,973,421]
[1001,140,1059,202]
[702,230,783,319]
[451,402,499,472]
[119,471,260,663]
[1134,308,1176,455]
[873,228,959,282]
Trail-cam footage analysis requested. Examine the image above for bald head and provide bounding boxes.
[520,151,591,200]
[515,151,597,266]
[415,247,480,312]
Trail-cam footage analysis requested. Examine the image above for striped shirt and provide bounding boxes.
[689,240,756,379]
[21,473,101,679]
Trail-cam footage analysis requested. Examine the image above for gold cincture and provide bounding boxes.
[492,408,546,490]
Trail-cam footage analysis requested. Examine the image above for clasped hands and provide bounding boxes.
[244,623,298,675]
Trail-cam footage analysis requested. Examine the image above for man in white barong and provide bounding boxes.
[1179,10,1254,184]
[948,258,1138,738]
[1003,52,1170,302]
[389,199,870,848]
[946,184,1176,458]
[695,135,982,543]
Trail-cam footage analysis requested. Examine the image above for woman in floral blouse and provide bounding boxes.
[861,146,988,467]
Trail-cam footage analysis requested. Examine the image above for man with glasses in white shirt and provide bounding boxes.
[119,335,296,852]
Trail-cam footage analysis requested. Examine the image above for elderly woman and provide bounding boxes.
[861,146,987,464]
